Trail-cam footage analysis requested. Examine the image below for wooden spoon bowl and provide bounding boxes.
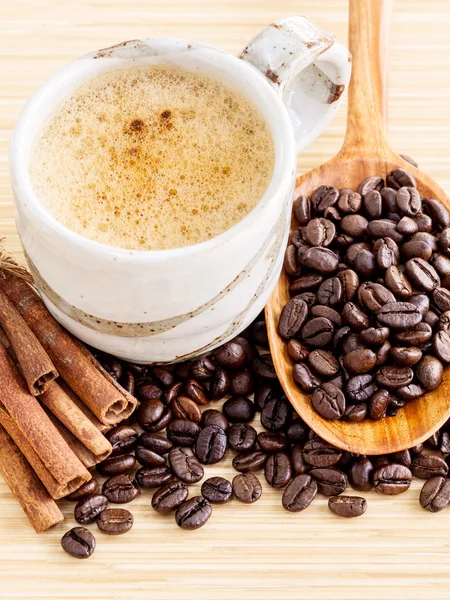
[266,0,450,455]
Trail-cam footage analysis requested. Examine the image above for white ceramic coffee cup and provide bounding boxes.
[10,17,350,363]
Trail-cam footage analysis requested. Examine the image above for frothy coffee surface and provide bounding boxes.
[30,65,275,250]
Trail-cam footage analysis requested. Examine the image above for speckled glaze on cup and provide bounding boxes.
[10,17,351,363]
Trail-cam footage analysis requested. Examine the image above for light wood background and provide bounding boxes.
[1,1,450,599]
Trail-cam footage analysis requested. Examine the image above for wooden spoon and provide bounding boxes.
[266,0,450,455]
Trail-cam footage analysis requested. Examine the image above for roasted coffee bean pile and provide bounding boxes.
[279,167,450,421]
[61,310,450,558]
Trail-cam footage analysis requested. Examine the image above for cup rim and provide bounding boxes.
[10,37,297,263]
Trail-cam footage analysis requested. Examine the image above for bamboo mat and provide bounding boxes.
[1,1,450,599]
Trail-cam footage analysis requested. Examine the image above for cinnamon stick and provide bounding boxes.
[0,425,64,533]
[40,381,112,462]
[46,413,98,469]
[0,405,88,499]
[0,288,58,394]
[0,344,91,488]
[0,273,137,424]
[58,380,111,434]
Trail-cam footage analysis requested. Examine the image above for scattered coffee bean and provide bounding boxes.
[222,396,256,423]
[102,474,139,504]
[105,426,139,456]
[66,479,99,501]
[152,481,189,513]
[411,454,449,479]
[310,468,347,496]
[138,432,172,455]
[227,423,257,452]
[97,509,133,535]
[282,474,317,512]
[97,454,136,477]
[169,447,204,484]
[373,464,412,495]
[74,494,108,524]
[61,527,95,559]
[232,473,262,503]
[232,451,267,473]
[175,497,212,530]
[264,452,292,488]
[328,495,367,518]
[195,425,227,464]
[135,466,172,489]
[201,477,233,504]
[420,476,450,512]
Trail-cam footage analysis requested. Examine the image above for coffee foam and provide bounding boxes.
[30,64,275,250]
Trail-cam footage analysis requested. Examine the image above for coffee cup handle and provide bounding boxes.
[240,16,352,154]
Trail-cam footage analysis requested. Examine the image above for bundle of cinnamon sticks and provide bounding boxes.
[0,265,137,533]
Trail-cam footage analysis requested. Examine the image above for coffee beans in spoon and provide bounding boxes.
[281,168,450,421]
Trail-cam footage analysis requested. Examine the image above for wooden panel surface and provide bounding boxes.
[0,1,450,599]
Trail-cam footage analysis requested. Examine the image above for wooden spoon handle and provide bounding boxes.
[344,0,393,152]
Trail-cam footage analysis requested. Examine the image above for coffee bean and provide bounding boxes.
[411,454,449,479]
[215,341,247,370]
[376,365,414,389]
[61,527,96,559]
[360,327,390,346]
[250,319,269,347]
[294,194,311,225]
[316,277,343,307]
[404,258,440,292]
[97,454,136,477]
[348,457,374,491]
[342,302,370,331]
[422,198,450,230]
[189,357,215,380]
[395,186,421,216]
[209,370,230,400]
[175,497,212,530]
[343,349,377,374]
[152,481,189,513]
[105,426,139,456]
[377,302,422,330]
[328,495,367,518]
[286,340,309,363]
[385,266,413,297]
[290,444,308,475]
[185,379,209,405]
[388,450,412,469]
[252,354,277,380]
[293,363,322,392]
[257,432,288,453]
[304,218,336,247]
[195,425,227,464]
[395,322,432,346]
[311,185,339,212]
[102,474,139,504]
[363,189,383,219]
[430,253,450,277]
[166,419,200,446]
[344,403,367,421]
[135,446,166,468]
[433,287,450,312]
[152,367,176,388]
[375,340,392,365]
[260,398,291,431]
[303,438,342,467]
[136,399,172,432]
[397,216,418,235]
[416,355,443,391]
[310,468,347,496]
[232,451,267,472]
[227,423,257,451]
[136,381,163,402]
[306,349,339,377]
[96,508,133,535]
[420,476,450,512]
[138,432,172,455]
[170,396,202,423]
[282,474,317,512]
[338,188,362,213]
[164,381,184,405]
[368,389,390,420]
[135,466,172,489]
[66,479,99,501]
[390,346,422,366]
[396,384,424,401]
[286,418,309,444]
[368,219,403,243]
[201,477,233,504]
[74,494,108,524]
[347,375,377,402]
[169,447,204,484]
[222,396,256,423]
[311,383,345,420]
[300,247,339,273]
[373,463,412,494]
[233,473,262,503]
[358,282,396,313]
[301,317,334,347]
[201,409,228,430]
[264,452,292,488]
[386,168,415,190]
